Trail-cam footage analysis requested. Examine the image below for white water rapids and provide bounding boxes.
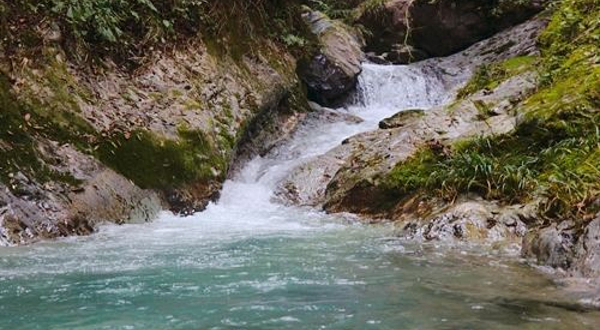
[200,63,451,235]
[1,63,599,330]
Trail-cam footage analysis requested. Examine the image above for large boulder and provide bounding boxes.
[521,215,600,279]
[357,0,546,62]
[298,9,365,106]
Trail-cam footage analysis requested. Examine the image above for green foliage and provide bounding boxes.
[351,0,388,21]
[308,0,365,21]
[386,120,599,219]
[386,0,600,221]
[48,0,161,43]
[1,0,310,67]
[282,34,307,47]
[537,0,600,85]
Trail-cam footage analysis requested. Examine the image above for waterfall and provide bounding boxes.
[351,63,450,117]
[2,62,589,330]
[190,62,451,236]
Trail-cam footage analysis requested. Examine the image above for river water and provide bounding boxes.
[1,64,599,329]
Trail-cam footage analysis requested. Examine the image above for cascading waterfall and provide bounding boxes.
[1,63,598,330]
[185,62,452,237]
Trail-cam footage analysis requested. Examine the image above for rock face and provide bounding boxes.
[523,216,600,279]
[0,153,161,245]
[298,9,365,106]
[0,25,304,245]
[522,222,577,270]
[358,0,545,62]
[401,199,531,246]
[573,217,600,278]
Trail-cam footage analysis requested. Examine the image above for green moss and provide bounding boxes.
[17,57,97,150]
[472,100,496,120]
[96,127,226,190]
[457,55,537,99]
[217,127,236,150]
[183,99,203,111]
[384,147,441,196]
[0,73,83,189]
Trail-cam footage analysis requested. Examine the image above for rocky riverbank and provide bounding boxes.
[0,1,312,245]
[278,0,599,301]
[1,0,598,304]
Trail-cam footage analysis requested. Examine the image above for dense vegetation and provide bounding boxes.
[0,0,312,67]
[385,0,599,223]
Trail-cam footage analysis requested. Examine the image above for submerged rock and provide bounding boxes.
[298,9,365,106]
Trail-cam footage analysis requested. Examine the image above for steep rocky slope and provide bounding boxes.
[0,1,367,245]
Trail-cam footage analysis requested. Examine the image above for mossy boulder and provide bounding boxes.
[297,9,365,106]
[378,109,425,129]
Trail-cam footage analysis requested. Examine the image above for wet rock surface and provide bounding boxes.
[523,215,600,279]
[298,9,365,106]
[573,217,600,278]
[0,143,161,246]
[357,0,546,61]
[400,199,532,246]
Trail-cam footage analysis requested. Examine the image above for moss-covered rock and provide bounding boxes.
[96,127,226,190]
[297,8,365,106]
[457,56,538,99]
[378,109,425,129]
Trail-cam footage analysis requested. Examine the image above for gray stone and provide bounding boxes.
[572,217,600,278]
[298,9,364,106]
[357,0,546,58]
[379,109,425,129]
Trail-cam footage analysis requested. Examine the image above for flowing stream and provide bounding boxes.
[1,64,599,329]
